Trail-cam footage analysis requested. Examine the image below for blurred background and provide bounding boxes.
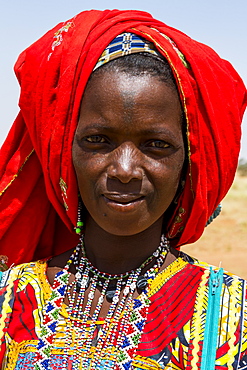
[0,0,246,278]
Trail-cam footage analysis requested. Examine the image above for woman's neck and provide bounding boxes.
[48,216,180,287]
[83,216,168,275]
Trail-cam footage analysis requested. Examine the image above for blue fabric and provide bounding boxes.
[201,267,224,370]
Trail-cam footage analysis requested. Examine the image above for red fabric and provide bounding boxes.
[0,10,246,265]
[7,281,38,341]
[138,264,203,354]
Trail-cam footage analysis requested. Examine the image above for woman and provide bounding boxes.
[0,9,246,370]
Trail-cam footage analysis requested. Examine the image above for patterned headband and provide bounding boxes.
[94,32,189,70]
[94,32,160,70]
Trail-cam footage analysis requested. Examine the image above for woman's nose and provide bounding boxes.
[107,142,143,183]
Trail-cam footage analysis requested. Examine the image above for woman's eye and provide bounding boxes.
[85,135,106,143]
[149,140,170,148]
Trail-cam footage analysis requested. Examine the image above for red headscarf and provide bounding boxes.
[0,10,246,266]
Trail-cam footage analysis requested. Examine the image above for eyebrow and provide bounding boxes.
[78,123,180,139]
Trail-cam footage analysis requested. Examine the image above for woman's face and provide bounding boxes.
[72,70,185,236]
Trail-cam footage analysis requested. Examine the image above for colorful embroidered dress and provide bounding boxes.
[0,254,246,369]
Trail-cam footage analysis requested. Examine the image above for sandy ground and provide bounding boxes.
[182,173,247,280]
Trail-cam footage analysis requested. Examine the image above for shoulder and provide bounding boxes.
[150,252,246,306]
[183,252,246,286]
[180,252,246,302]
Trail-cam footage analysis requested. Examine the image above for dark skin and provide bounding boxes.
[47,70,185,315]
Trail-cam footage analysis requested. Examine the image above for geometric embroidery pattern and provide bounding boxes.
[0,256,246,370]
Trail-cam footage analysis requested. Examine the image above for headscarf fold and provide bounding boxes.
[0,9,246,266]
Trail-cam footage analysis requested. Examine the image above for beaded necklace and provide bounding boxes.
[34,235,169,369]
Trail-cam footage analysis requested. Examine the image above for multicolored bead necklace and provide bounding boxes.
[34,235,169,369]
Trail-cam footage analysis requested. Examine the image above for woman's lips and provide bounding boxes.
[104,193,144,203]
[102,193,145,212]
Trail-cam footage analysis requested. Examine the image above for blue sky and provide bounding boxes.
[1,0,246,159]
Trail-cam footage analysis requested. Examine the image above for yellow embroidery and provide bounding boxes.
[4,336,22,370]
[227,278,241,369]
[0,149,35,197]
[0,269,20,349]
[133,355,163,369]
[34,260,52,301]
[48,21,74,60]
[59,177,69,211]
[241,280,247,354]
[148,257,187,297]
[167,207,186,239]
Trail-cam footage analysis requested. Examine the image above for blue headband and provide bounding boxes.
[94,33,160,70]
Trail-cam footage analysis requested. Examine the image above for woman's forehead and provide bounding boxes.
[78,70,183,140]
